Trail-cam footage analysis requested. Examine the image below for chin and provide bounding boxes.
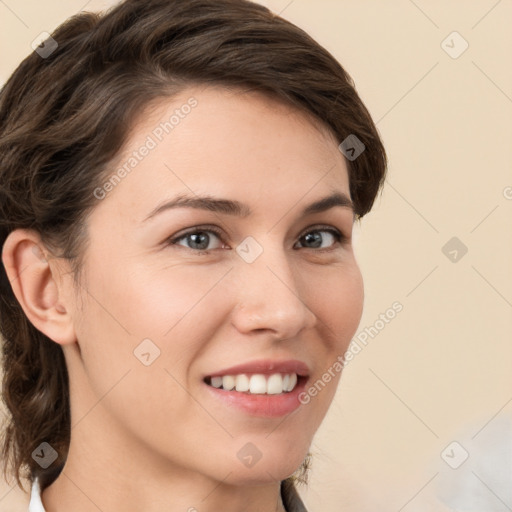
[221,449,309,486]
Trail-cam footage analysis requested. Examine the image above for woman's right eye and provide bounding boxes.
[165,226,226,254]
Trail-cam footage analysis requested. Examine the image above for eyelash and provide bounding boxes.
[165,224,349,255]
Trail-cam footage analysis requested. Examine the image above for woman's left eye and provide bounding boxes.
[165,225,347,254]
[296,227,347,250]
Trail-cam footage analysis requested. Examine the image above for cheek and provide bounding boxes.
[307,261,364,348]
[70,262,223,437]
[71,259,208,379]
[109,263,226,339]
[298,262,363,411]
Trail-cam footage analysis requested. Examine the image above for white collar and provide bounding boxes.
[28,477,46,512]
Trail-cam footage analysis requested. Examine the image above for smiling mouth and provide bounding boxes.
[203,373,307,395]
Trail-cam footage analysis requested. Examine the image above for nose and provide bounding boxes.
[229,246,317,341]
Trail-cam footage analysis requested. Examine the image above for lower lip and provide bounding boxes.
[203,377,308,417]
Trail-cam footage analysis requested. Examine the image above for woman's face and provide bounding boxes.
[64,85,364,485]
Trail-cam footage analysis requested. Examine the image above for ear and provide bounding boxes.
[1,228,77,345]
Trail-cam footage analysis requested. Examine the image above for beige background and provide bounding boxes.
[1,1,511,511]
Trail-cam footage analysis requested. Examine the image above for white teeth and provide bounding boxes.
[266,374,283,394]
[211,376,223,388]
[287,373,297,392]
[235,374,250,392]
[222,375,235,391]
[209,373,299,394]
[249,374,267,394]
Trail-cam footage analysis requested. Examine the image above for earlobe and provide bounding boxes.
[1,228,77,345]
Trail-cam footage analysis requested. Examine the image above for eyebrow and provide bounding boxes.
[142,191,354,223]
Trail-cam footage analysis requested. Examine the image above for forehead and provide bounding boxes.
[92,85,350,225]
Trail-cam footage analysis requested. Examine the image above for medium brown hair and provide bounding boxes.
[0,0,387,496]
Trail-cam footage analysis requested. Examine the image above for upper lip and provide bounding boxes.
[205,359,310,378]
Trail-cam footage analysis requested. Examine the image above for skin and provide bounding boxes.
[2,85,364,512]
